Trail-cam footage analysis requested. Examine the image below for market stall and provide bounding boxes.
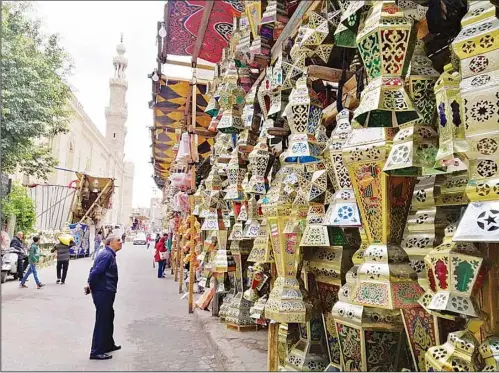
[150,0,499,371]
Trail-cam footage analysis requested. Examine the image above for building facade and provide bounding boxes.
[14,37,135,227]
[149,197,163,232]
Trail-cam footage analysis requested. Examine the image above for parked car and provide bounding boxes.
[133,233,147,245]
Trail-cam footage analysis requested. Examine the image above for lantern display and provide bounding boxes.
[452,3,499,242]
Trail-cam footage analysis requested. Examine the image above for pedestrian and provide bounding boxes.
[19,236,45,289]
[51,233,74,284]
[85,235,122,360]
[10,231,28,281]
[92,229,103,259]
[154,235,167,279]
[146,234,151,250]
[121,232,126,243]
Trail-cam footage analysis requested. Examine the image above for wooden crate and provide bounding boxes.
[226,323,259,332]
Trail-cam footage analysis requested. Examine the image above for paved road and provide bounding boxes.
[1,243,226,371]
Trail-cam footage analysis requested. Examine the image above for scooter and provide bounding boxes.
[1,247,28,283]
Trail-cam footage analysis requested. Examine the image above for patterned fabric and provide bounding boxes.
[165,0,244,63]
[152,79,214,182]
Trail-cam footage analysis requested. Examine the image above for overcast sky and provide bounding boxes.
[35,1,168,208]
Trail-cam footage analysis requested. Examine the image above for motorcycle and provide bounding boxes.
[1,247,28,283]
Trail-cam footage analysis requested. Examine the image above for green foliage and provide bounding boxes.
[1,1,73,180]
[1,182,36,234]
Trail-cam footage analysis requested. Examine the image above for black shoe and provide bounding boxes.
[89,353,112,360]
[60,281,65,285]
[106,345,121,353]
[56,279,60,284]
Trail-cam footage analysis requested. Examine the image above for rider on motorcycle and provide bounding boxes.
[10,232,28,281]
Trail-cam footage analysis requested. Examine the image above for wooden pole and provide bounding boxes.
[267,263,278,372]
[479,244,499,337]
[188,68,198,314]
[179,229,185,294]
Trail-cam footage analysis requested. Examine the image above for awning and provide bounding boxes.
[162,0,244,63]
[151,77,214,184]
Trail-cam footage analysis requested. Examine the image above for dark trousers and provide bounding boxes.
[90,291,116,356]
[157,260,166,278]
[56,260,69,282]
[17,256,28,280]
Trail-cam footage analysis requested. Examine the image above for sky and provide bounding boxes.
[34,1,167,208]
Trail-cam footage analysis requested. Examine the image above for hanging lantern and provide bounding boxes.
[353,1,421,128]
[425,330,483,371]
[300,205,331,247]
[250,294,269,325]
[213,230,236,273]
[284,274,330,372]
[242,196,261,239]
[224,292,256,326]
[480,336,499,372]
[224,147,246,201]
[433,64,469,173]
[282,76,323,164]
[205,96,220,118]
[217,61,246,134]
[247,138,271,195]
[451,3,499,242]
[305,234,356,371]
[247,218,275,263]
[263,169,310,323]
[401,176,440,289]
[242,83,261,132]
[420,224,487,318]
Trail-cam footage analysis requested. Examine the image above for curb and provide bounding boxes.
[192,308,249,371]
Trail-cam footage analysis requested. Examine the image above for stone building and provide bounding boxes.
[13,36,135,227]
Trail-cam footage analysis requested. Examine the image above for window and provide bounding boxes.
[113,133,116,138]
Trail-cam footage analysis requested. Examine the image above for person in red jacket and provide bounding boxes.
[154,236,167,278]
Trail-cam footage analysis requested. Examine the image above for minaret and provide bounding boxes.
[105,33,128,160]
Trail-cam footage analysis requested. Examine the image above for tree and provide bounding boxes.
[1,1,73,180]
[1,182,36,234]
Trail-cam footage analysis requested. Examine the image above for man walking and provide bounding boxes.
[85,235,122,360]
[10,232,27,281]
[19,236,45,289]
[51,233,74,284]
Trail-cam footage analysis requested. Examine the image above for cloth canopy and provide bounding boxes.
[164,0,244,63]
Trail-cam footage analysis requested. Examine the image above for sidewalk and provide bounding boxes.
[193,300,268,371]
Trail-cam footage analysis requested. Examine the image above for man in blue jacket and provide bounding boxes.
[85,235,122,360]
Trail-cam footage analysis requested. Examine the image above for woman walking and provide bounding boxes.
[154,236,167,279]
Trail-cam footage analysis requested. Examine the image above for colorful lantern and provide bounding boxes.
[247,137,271,195]
[420,224,486,318]
[282,76,323,164]
[353,1,421,128]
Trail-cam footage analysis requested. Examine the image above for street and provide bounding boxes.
[1,243,226,371]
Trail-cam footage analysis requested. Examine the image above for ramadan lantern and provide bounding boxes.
[282,75,323,165]
[247,137,271,195]
[353,1,421,128]
[480,336,499,372]
[323,109,362,227]
[425,329,483,371]
[420,224,487,318]
[452,2,499,241]
[217,60,246,134]
[263,166,310,323]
